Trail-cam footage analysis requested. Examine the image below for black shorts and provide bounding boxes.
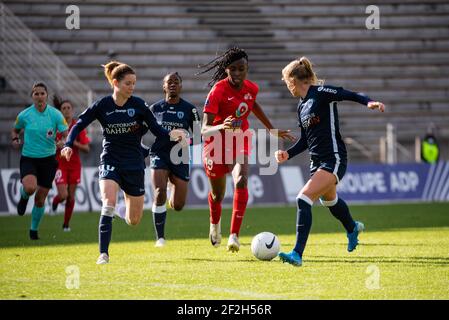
[310,156,347,184]
[98,164,145,196]
[150,154,190,182]
[20,155,58,189]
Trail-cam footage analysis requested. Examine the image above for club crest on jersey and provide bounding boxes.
[177,111,184,119]
[46,128,54,138]
[127,108,135,117]
[244,93,253,100]
[235,102,249,117]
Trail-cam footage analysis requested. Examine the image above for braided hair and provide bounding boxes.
[197,47,248,87]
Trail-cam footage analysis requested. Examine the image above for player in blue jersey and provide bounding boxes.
[11,82,68,240]
[275,57,385,266]
[146,72,201,247]
[61,61,186,264]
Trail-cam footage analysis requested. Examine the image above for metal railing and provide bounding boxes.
[0,2,94,111]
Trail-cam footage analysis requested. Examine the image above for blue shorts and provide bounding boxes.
[150,154,190,181]
[98,164,145,196]
[310,156,347,184]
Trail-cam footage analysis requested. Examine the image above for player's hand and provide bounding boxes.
[169,129,189,147]
[11,137,22,149]
[270,129,296,142]
[221,116,234,130]
[275,150,289,164]
[61,146,73,161]
[368,101,385,112]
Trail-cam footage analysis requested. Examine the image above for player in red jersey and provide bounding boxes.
[52,96,90,231]
[197,47,295,252]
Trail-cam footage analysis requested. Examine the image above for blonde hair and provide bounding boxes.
[103,61,135,88]
[282,56,323,85]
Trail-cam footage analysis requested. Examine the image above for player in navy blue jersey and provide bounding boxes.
[146,72,201,247]
[275,57,385,267]
[61,61,186,264]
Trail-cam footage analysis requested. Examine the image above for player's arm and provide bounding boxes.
[252,101,296,141]
[73,129,90,153]
[201,112,233,137]
[327,86,385,112]
[11,113,24,147]
[143,103,186,144]
[275,126,308,163]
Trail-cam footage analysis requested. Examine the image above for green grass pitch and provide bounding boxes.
[1,203,448,299]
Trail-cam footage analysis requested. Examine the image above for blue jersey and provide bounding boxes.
[149,98,200,157]
[66,95,169,170]
[287,85,372,161]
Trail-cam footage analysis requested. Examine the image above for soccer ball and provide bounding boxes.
[251,232,280,261]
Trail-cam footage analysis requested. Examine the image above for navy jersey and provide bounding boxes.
[149,98,200,156]
[66,95,169,170]
[287,85,372,161]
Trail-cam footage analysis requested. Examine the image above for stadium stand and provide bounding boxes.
[1,0,449,166]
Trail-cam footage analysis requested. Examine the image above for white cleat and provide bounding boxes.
[227,233,240,253]
[209,221,222,248]
[115,205,127,220]
[155,238,166,248]
[96,253,109,265]
[63,227,71,232]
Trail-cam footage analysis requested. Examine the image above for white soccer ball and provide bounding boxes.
[251,232,280,261]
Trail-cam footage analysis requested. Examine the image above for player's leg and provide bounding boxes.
[279,169,335,266]
[208,175,227,247]
[62,183,77,231]
[97,179,119,264]
[321,186,363,252]
[52,168,68,213]
[18,156,38,216]
[151,168,169,246]
[29,186,50,240]
[123,192,145,226]
[167,171,189,211]
[227,158,250,253]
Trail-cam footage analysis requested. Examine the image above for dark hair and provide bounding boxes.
[52,94,72,111]
[103,61,136,88]
[196,47,248,87]
[163,72,182,84]
[30,81,48,96]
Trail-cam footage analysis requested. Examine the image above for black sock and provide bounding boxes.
[152,209,167,240]
[99,215,113,255]
[328,198,356,233]
[293,197,312,257]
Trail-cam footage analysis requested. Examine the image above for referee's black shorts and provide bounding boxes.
[20,155,58,189]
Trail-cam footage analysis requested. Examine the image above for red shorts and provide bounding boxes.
[203,130,252,179]
[55,165,81,185]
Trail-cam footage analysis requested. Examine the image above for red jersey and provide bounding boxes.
[56,119,90,168]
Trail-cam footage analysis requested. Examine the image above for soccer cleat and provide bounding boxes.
[347,221,365,252]
[278,250,302,266]
[96,253,109,265]
[51,201,58,214]
[209,221,222,247]
[17,196,29,216]
[155,238,166,248]
[29,230,39,240]
[63,224,71,232]
[227,233,240,253]
[114,205,126,220]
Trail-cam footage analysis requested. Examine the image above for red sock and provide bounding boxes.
[230,188,249,236]
[208,192,222,224]
[53,195,61,206]
[63,199,75,226]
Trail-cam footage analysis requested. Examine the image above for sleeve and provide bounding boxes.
[286,126,308,159]
[55,110,69,132]
[189,105,202,145]
[319,85,373,106]
[65,101,98,148]
[142,101,170,140]
[77,128,90,144]
[14,112,25,130]
[203,85,222,115]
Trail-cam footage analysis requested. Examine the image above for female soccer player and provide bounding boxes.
[275,57,385,266]
[146,72,201,247]
[61,61,186,264]
[11,82,68,240]
[198,47,295,252]
[52,96,90,232]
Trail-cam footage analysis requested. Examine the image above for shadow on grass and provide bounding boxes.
[0,203,448,249]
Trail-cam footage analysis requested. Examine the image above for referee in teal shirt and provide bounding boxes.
[11,82,68,240]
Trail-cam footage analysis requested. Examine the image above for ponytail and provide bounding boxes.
[102,61,135,88]
[282,56,323,85]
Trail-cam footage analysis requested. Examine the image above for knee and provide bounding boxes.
[126,215,141,226]
[172,201,185,212]
[210,191,225,203]
[23,185,36,195]
[234,175,248,189]
[59,192,68,201]
[34,198,46,207]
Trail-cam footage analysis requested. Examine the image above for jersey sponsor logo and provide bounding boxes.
[127,108,135,117]
[301,113,320,129]
[244,93,253,100]
[46,128,54,138]
[177,111,184,119]
[235,102,249,117]
[318,86,337,94]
